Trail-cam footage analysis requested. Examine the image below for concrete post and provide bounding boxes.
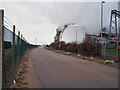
[13,25,16,79]
[0,10,4,89]
[13,25,15,45]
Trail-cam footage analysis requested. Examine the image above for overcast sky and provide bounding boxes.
[0,0,119,45]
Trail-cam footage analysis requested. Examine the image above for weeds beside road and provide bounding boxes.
[11,50,29,88]
[45,47,119,68]
[11,48,42,88]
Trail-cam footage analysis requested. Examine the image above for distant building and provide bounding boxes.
[62,25,85,44]
[85,28,109,44]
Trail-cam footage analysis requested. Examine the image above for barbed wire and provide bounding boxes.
[4,16,14,26]
[4,16,29,43]
[4,16,20,32]
[4,24,13,31]
[15,27,20,32]
[4,20,13,28]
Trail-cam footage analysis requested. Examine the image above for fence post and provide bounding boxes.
[13,25,15,45]
[12,25,16,79]
[17,31,20,68]
[21,34,23,40]
[0,10,4,89]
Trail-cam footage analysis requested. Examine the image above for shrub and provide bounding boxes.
[77,35,100,56]
[66,42,78,53]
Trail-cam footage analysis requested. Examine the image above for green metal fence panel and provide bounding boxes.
[3,26,39,88]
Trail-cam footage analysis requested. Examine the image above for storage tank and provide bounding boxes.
[62,25,85,44]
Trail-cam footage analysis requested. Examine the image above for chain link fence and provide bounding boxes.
[0,10,39,88]
[101,42,120,60]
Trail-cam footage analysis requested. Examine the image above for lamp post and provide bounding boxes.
[70,24,85,44]
[76,29,78,44]
[101,1,105,42]
[35,38,37,45]
[101,1,105,57]
[70,24,80,44]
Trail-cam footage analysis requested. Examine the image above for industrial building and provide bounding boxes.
[62,25,85,44]
[54,23,85,44]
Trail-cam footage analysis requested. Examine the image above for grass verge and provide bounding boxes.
[45,47,119,68]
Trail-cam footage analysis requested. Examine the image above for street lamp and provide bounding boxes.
[35,38,37,45]
[76,29,78,43]
[70,24,79,44]
[101,1,105,57]
[101,1,105,43]
[70,24,85,44]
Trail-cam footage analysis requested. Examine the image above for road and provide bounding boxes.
[30,47,118,88]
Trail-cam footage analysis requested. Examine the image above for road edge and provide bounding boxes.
[11,49,43,88]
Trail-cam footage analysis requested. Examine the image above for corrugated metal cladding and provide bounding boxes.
[62,26,85,44]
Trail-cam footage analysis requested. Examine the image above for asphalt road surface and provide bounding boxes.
[31,47,118,88]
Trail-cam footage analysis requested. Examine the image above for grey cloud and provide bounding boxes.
[37,2,118,34]
[1,2,118,44]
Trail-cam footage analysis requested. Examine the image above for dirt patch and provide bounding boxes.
[11,49,42,88]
